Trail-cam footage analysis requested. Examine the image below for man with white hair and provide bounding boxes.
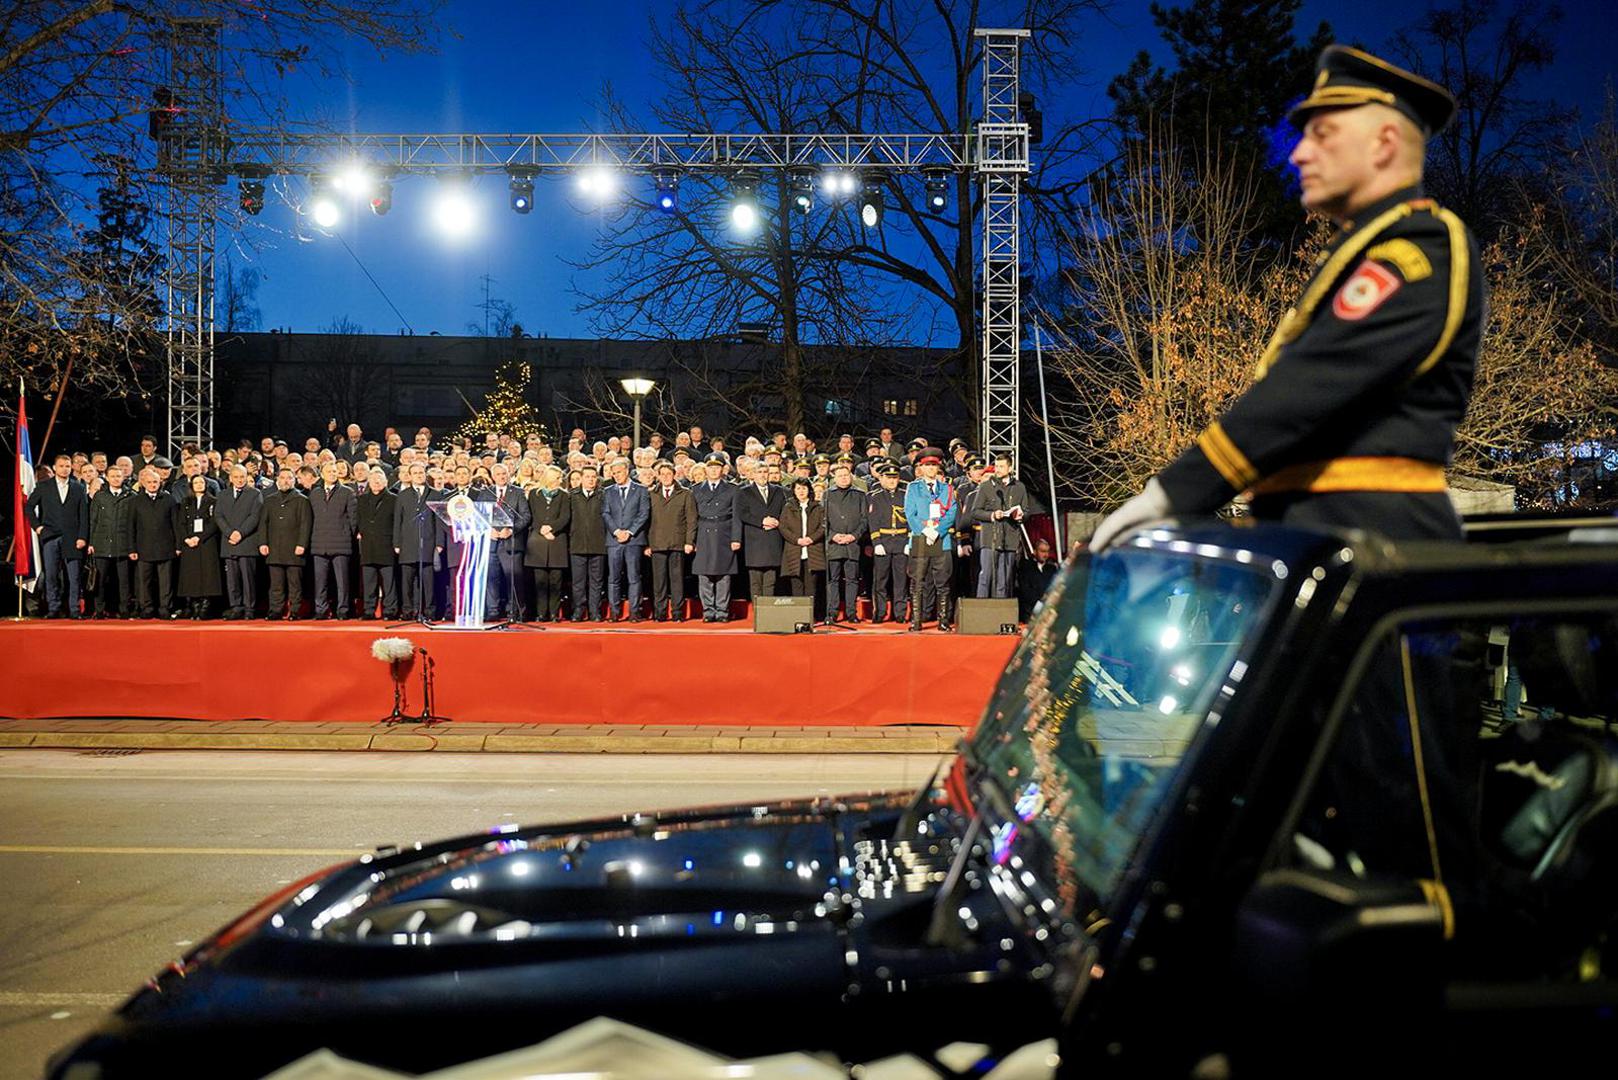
[1092,44,1482,550]
[215,464,263,619]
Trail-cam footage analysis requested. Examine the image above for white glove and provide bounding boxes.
[874,544,885,556]
[923,526,938,543]
[1089,478,1172,553]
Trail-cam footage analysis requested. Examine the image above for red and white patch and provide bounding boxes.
[1331,260,1402,321]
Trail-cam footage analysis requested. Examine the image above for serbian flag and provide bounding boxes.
[13,380,39,592]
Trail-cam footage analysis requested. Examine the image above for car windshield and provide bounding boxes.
[968,545,1281,917]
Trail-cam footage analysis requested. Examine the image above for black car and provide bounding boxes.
[50,518,1618,1078]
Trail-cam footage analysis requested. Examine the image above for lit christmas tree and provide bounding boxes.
[455,356,547,444]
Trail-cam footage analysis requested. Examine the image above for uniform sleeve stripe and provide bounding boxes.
[1410,208,1469,381]
[1197,424,1260,490]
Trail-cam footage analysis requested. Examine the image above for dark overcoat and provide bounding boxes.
[734,482,786,570]
[524,488,572,569]
[777,499,827,575]
[356,489,398,565]
[130,489,178,562]
[173,494,223,596]
[689,480,740,576]
[260,489,312,565]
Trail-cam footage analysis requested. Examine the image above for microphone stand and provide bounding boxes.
[415,646,451,725]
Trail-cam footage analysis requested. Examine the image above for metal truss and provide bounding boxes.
[974,28,1029,467]
[223,132,970,175]
[157,17,223,456]
[160,29,1030,461]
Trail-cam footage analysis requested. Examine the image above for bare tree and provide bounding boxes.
[0,0,443,422]
[1535,87,1618,361]
[217,252,262,336]
[288,317,388,436]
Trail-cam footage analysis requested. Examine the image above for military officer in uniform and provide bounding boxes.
[1093,44,1481,550]
[867,461,909,624]
[691,453,742,621]
[905,447,958,632]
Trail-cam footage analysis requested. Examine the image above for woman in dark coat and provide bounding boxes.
[174,473,223,618]
[777,478,826,603]
[524,466,572,622]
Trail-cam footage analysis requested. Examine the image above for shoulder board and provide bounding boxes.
[1365,238,1433,282]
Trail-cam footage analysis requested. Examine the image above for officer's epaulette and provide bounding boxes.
[1254,197,1467,380]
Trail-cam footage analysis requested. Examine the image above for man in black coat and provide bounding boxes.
[128,466,178,619]
[309,461,357,619]
[392,462,441,620]
[866,462,909,624]
[735,466,786,602]
[86,463,135,617]
[822,462,868,624]
[259,469,312,619]
[568,465,607,620]
[25,453,89,617]
[689,454,741,621]
[1016,538,1059,622]
[972,453,1028,599]
[215,465,264,619]
[355,469,398,619]
[480,461,531,622]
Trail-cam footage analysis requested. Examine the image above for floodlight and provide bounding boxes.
[333,163,373,198]
[730,171,761,234]
[858,175,884,228]
[790,172,814,214]
[239,179,265,216]
[432,182,476,238]
[369,180,392,216]
[509,175,535,214]
[308,177,340,229]
[823,169,857,197]
[654,174,679,213]
[576,167,618,199]
[924,170,949,212]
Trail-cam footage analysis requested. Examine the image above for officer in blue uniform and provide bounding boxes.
[905,447,958,632]
[1093,44,1481,549]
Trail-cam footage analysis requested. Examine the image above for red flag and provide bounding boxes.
[14,382,38,586]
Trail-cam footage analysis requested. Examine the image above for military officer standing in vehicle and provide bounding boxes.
[1092,45,1483,550]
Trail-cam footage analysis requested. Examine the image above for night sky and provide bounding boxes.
[239,0,1613,341]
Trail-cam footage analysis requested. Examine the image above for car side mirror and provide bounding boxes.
[1227,867,1450,1066]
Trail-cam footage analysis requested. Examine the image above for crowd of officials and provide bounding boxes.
[21,422,1061,631]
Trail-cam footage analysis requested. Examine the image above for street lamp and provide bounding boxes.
[620,377,656,453]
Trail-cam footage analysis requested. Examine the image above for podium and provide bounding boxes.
[428,492,514,629]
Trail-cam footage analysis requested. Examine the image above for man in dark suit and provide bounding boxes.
[214,465,263,619]
[973,453,1028,599]
[309,461,357,618]
[646,461,695,621]
[480,461,531,622]
[690,454,741,621]
[823,461,868,624]
[392,462,441,620]
[86,463,135,617]
[735,463,786,601]
[259,469,312,619]
[355,468,399,619]
[25,453,89,617]
[602,458,649,621]
[128,466,178,619]
[568,465,607,620]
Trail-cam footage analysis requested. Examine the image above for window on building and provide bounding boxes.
[882,399,900,416]
[825,398,850,417]
[903,399,920,417]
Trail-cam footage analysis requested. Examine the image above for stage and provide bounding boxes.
[0,619,1019,729]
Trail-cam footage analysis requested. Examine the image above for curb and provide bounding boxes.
[0,729,963,755]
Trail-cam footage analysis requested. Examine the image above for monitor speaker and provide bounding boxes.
[754,596,815,634]
[955,598,1020,636]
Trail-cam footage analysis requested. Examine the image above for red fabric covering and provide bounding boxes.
[0,621,1017,727]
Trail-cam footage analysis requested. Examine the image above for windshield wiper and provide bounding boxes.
[891,757,947,843]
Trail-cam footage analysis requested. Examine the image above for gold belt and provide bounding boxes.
[1252,456,1447,495]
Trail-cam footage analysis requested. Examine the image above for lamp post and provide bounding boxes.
[620,377,656,453]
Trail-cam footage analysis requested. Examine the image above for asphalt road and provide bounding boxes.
[0,749,945,1080]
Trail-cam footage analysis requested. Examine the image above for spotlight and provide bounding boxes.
[576,167,618,200]
[729,171,760,234]
[509,174,534,214]
[924,171,949,212]
[308,177,339,229]
[823,169,857,198]
[790,172,813,214]
[332,163,372,198]
[239,178,265,216]
[432,182,476,238]
[858,175,884,229]
[369,180,392,216]
[654,173,679,213]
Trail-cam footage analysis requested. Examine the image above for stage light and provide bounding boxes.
[369,180,392,216]
[790,172,813,214]
[924,171,949,212]
[239,178,265,216]
[823,169,857,197]
[332,163,373,198]
[509,175,534,214]
[576,167,618,200]
[729,172,760,234]
[308,177,340,229]
[654,173,679,213]
[432,182,476,238]
[858,175,884,229]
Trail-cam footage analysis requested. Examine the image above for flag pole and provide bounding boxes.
[1031,324,1062,552]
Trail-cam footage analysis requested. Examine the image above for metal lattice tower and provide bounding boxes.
[158,18,223,456]
[973,28,1028,467]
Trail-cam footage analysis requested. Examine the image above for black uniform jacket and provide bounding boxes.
[1157,186,1483,517]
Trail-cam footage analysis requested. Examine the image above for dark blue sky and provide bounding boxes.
[239,0,1612,341]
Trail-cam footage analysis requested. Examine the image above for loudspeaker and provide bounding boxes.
[955,598,1020,635]
[754,596,815,634]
